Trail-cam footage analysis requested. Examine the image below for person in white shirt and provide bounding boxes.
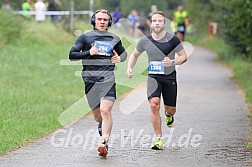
[34,0,47,22]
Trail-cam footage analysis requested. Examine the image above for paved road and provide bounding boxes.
[0,46,251,167]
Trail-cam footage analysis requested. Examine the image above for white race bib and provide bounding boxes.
[148,61,164,74]
[94,41,113,56]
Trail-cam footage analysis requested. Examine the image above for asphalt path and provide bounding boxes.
[0,46,251,167]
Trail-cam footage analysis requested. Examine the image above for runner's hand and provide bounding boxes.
[162,57,172,67]
[90,45,98,56]
[126,68,133,78]
[111,50,121,63]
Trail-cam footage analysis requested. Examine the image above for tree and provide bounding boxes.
[120,0,168,18]
[222,0,252,58]
[185,0,252,59]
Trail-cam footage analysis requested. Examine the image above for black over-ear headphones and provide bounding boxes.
[91,9,113,27]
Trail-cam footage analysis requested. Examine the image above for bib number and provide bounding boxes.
[148,61,164,74]
[95,41,113,56]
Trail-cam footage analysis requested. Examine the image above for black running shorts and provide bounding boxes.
[176,24,186,36]
[147,76,177,107]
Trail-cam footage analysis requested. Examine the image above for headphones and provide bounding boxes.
[91,9,113,27]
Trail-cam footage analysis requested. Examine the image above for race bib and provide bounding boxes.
[94,40,113,56]
[177,25,185,32]
[148,61,164,74]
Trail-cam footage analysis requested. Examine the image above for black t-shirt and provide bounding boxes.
[136,32,183,80]
[69,30,127,83]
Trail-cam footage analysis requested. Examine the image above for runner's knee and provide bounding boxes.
[100,109,111,118]
[92,108,102,122]
[149,100,160,112]
[93,116,102,122]
[165,106,176,116]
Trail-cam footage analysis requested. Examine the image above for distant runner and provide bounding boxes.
[172,5,190,41]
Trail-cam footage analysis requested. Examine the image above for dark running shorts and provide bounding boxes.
[176,24,186,36]
[85,82,116,109]
[147,76,177,107]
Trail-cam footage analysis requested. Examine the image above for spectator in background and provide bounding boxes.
[1,0,12,11]
[22,0,31,19]
[47,0,56,22]
[112,7,123,27]
[146,5,158,27]
[137,12,148,35]
[47,0,61,23]
[55,0,61,10]
[170,19,177,34]
[127,9,139,36]
[34,0,47,22]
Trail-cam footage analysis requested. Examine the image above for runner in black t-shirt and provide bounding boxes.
[126,11,187,150]
[69,9,127,157]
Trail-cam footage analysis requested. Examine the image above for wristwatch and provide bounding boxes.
[171,60,176,66]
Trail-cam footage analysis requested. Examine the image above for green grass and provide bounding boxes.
[0,13,145,154]
[0,20,84,154]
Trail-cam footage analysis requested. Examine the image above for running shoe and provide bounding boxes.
[98,140,108,157]
[151,138,163,150]
[98,122,102,136]
[165,113,174,128]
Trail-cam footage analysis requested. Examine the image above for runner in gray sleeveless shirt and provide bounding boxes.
[126,11,187,150]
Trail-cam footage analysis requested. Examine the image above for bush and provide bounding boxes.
[222,0,252,59]
[0,10,23,46]
[185,0,252,59]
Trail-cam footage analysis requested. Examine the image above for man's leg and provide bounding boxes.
[149,97,162,137]
[85,81,103,135]
[100,99,114,142]
[176,32,184,42]
[164,105,176,116]
[92,107,103,136]
[162,79,177,128]
[149,97,164,150]
[92,107,102,123]
[164,106,176,128]
[97,99,114,157]
[147,77,164,149]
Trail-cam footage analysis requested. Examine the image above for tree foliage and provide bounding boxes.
[185,0,252,59]
[1,0,251,58]
[221,0,252,58]
[0,0,182,17]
